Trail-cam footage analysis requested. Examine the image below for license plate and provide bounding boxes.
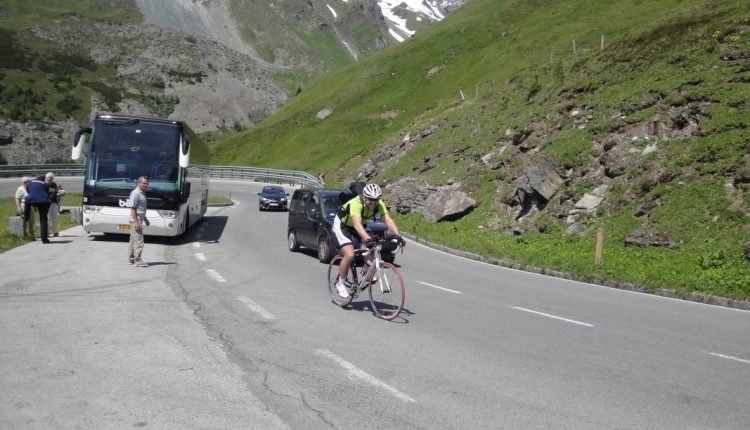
[119,224,130,231]
[269,202,278,206]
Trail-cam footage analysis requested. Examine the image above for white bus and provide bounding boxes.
[72,114,210,236]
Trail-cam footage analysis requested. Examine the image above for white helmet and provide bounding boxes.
[363,183,382,199]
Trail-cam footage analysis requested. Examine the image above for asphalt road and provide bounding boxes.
[2,178,749,429]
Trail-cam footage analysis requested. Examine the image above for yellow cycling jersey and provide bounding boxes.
[339,196,388,227]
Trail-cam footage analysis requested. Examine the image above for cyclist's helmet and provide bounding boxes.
[363,183,382,200]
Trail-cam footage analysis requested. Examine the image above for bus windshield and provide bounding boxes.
[87,120,181,192]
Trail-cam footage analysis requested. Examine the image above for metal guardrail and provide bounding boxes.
[0,164,85,177]
[207,165,322,189]
[0,164,323,189]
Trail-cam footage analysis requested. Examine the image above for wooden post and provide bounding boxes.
[595,227,604,265]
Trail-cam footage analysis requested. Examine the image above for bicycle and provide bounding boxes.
[327,235,405,320]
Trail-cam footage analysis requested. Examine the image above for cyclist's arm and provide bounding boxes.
[383,212,400,237]
[352,215,371,242]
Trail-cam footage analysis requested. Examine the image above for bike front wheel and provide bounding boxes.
[327,255,354,307]
[368,261,405,320]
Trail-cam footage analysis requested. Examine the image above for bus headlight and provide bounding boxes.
[83,205,102,214]
[157,210,177,219]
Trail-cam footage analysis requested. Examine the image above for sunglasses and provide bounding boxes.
[366,198,378,203]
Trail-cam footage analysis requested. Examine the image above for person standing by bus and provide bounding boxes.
[25,175,51,243]
[44,172,63,237]
[128,176,150,267]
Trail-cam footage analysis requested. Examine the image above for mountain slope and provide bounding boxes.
[0,0,464,163]
[212,0,750,302]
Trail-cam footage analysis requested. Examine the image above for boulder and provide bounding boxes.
[384,178,476,223]
[573,193,605,212]
[624,226,677,248]
[315,108,332,120]
[383,178,430,215]
[422,188,477,222]
[511,156,563,217]
[0,129,12,145]
[570,184,609,214]
[514,156,563,202]
[600,142,640,178]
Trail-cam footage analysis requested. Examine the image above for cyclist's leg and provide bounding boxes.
[332,217,358,282]
[368,261,405,320]
[338,243,355,281]
[332,217,357,298]
[328,255,353,306]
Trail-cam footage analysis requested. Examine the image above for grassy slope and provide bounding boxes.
[212,0,750,301]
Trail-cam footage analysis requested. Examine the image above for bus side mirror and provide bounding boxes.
[181,181,191,202]
[72,127,91,160]
[179,135,190,168]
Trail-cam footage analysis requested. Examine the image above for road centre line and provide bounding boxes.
[206,269,227,283]
[194,252,206,261]
[315,349,416,403]
[511,306,595,327]
[709,352,750,365]
[417,281,462,294]
[238,296,276,320]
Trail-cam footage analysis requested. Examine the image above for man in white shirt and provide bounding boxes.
[128,176,151,267]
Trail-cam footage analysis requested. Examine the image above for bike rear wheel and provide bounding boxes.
[368,261,405,320]
[327,255,354,307]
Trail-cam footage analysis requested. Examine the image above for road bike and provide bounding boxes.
[327,236,405,320]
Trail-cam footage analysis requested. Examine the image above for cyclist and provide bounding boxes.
[332,183,405,298]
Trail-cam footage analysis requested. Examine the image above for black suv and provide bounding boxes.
[287,188,399,263]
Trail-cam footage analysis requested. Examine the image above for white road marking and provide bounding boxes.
[511,306,595,327]
[238,296,276,320]
[194,252,206,261]
[417,281,462,294]
[206,269,227,283]
[192,242,201,248]
[709,352,750,365]
[315,349,416,403]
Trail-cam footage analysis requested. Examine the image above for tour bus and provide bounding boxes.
[72,114,210,236]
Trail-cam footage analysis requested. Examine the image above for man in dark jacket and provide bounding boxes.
[25,175,51,243]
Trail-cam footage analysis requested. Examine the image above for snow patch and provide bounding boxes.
[378,0,447,42]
